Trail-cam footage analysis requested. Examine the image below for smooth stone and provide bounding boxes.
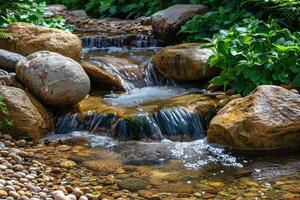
[8,191,20,199]
[152,43,217,81]
[0,49,25,70]
[16,51,90,106]
[0,23,82,61]
[0,189,8,197]
[60,160,76,168]
[4,185,15,192]
[118,178,149,191]
[79,196,88,200]
[151,4,207,40]
[0,85,53,140]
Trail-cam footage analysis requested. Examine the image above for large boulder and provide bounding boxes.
[151,4,207,40]
[152,43,217,81]
[0,23,81,61]
[0,85,53,140]
[208,85,300,150]
[0,49,25,70]
[16,51,90,107]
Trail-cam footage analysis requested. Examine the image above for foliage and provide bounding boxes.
[180,7,252,42]
[180,0,299,42]
[0,96,13,128]
[0,0,73,31]
[45,0,216,19]
[0,28,11,39]
[207,18,300,96]
[242,0,300,31]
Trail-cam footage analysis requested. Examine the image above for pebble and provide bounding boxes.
[0,189,8,197]
[79,196,88,200]
[60,160,76,168]
[8,191,20,199]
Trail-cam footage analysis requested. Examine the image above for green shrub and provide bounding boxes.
[45,0,217,19]
[0,96,13,128]
[180,7,253,42]
[207,18,300,96]
[0,0,73,31]
[242,0,300,31]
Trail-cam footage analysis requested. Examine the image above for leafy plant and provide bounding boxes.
[0,28,11,39]
[0,96,13,128]
[180,7,253,41]
[0,0,73,31]
[207,18,300,96]
[241,0,300,31]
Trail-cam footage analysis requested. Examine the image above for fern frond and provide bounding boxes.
[0,28,12,39]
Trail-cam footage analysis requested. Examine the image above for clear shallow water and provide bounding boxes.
[45,131,243,169]
[46,131,300,182]
[50,34,300,199]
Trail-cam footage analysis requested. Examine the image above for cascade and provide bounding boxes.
[55,107,206,141]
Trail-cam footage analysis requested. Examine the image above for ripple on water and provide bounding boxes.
[46,132,242,170]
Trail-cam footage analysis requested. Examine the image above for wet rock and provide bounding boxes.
[0,85,53,140]
[84,56,143,90]
[16,51,90,106]
[208,85,300,150]
[151,4,207,40]
[81,61,124,90]
[118,178,149,191]
[0,49,25,70]
[0,23,82,61]
[153,43,217,81]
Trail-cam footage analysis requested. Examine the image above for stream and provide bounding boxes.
[49,33,300,199]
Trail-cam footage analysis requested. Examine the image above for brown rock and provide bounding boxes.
[83,56,143,90]
[81,61,123,90]
[0,85,53,140]
[153,43,217,81]
[0,23,81,61]
[208,85,300,150]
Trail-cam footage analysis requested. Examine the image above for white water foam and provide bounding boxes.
[104,86,202,107]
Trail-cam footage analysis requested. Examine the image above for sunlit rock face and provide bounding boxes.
[0,23,82,61]
[153,43,218,81]
[208,85,300,150]
[56,89,217,141]
[16,51,90,107]
[0,85,53,140]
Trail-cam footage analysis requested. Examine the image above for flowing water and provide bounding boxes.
[52,34,300,199]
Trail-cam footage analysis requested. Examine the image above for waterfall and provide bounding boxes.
[81,34,158,50]
[55,107,207,141]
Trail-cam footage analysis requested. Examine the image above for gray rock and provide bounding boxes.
[69,10,88,18]
[47,4,67,13]
[16,51,90,106]
[0,49,25,70]
[151,4,207,40]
